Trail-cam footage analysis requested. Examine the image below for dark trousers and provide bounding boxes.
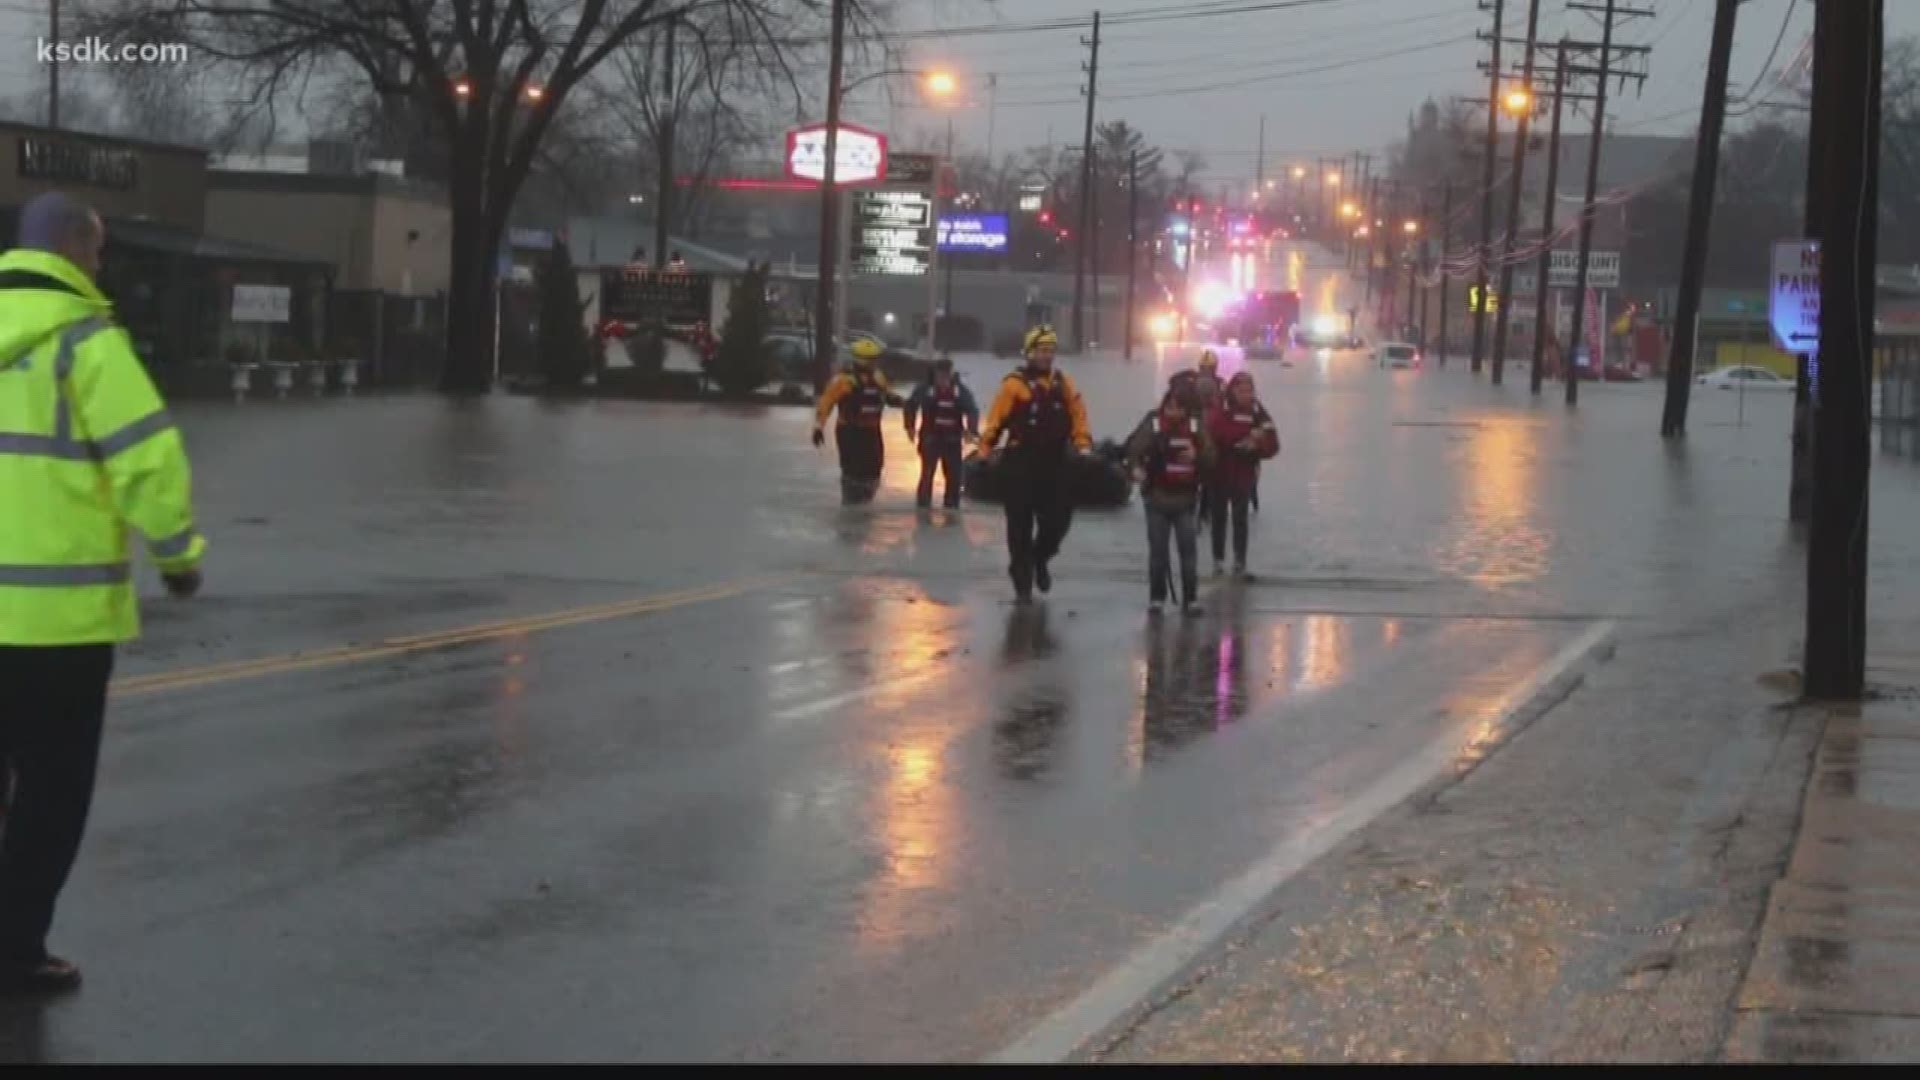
[1002,449,1073,594]
[835,424,884,504]
[0,644,113,966]
[1209,489,1252,565]
[1146,501,1199,603]
[916,440,964,507]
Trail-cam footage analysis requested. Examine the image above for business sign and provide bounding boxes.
[1770,239,1820,354]
[231,284,290,324]
[1547,249,1620,290]
[1018,193,1044,212]
[850,190,932,276]
[938,212,1008,253]
[17,136,138,190]
[885,152,937,187]
[508,227,554,251]
[598,268,714,326]
[784,122,887,186]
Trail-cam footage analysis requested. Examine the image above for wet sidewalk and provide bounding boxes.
[1724,642,1920,1063]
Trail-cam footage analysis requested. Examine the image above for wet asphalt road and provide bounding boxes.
[2,245,1895,1061]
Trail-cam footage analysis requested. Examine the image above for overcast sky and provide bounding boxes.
[855,0,1911,182]
[0,0,1912,187]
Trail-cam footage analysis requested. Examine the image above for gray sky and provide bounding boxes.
[856,0,1884,182]
[0,0,1906,187]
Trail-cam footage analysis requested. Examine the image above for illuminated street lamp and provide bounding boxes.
[1325,171,1341,186]
[1292,165,1308,180]
[924,69,959,98]
[1503,87,1532,115]
[1340,201,1359,219]
[1403,219,1419,234]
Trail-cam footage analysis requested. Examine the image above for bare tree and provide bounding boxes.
[111,0,859,393]
[590,12,770,245]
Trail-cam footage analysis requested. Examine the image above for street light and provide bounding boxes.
[1340,201,1359,219]
[1292,165,1307,180]
[1403,219,1419,234]
[844,66,958,97]
[1325,171,1341,186]
[1503,87,1532,115]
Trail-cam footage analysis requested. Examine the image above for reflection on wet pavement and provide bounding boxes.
[11,241,1879,1060]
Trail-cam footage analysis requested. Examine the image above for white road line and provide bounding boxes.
[985,618,1617,1064]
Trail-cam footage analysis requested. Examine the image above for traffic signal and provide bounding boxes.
[1038,209,1053,225]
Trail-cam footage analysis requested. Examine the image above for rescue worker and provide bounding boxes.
[0,192,205,995]
[811,337,903,504]
[1205,370,1280,577]
[1192,349,1225,410]
[977,326,1093,602]
[1126,371,1216,615]
[903,358,978,508]
[1189,349,1225,528]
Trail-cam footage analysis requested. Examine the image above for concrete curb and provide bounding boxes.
[985,619,1618,1064]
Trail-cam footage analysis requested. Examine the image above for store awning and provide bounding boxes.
[106,217,331,268]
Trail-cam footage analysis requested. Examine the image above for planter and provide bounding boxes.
[230,363,258,402]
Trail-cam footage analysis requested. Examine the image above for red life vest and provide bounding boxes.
[925,384,965,438]
[840,367,886,427]
[1213,404,1267,451]
[1008,369,1071,449]
[1152,413,1201,490]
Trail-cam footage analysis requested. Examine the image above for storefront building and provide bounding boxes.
[0,121,330,393]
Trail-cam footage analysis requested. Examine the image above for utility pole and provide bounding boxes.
[1071,11,1102,354]
[47,0,59,129]
[1438,180,1453,365]
[1659,0,1740,437]
[986,73,999,164]
[1563,0,1651,406]
[1363,176,1382,309]
[1256,115,1266,193]
[1125,149,1140,361]
[811,0,849,391]
[1531,40,1568,396]
[1491,0,1542,387]
[1472,0,1506,374]
[1407,194,1423,339]
[1804,0,1882,700]
[653,15,677,271]
[943,115,956,346]
[1790,4,1828,524]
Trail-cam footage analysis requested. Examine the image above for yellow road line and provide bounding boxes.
[114,574,790,698]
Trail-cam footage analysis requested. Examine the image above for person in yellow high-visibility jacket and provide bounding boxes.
[0,192,205,995]
[977,326,1092,601]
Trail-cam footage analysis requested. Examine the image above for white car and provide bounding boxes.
[1697,365,1793,391]
[1376,342,1422,369]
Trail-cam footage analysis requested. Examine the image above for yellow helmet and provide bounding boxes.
[1023,325,1059,356]
[850,337,884,361]
[1198,349,1220,370]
